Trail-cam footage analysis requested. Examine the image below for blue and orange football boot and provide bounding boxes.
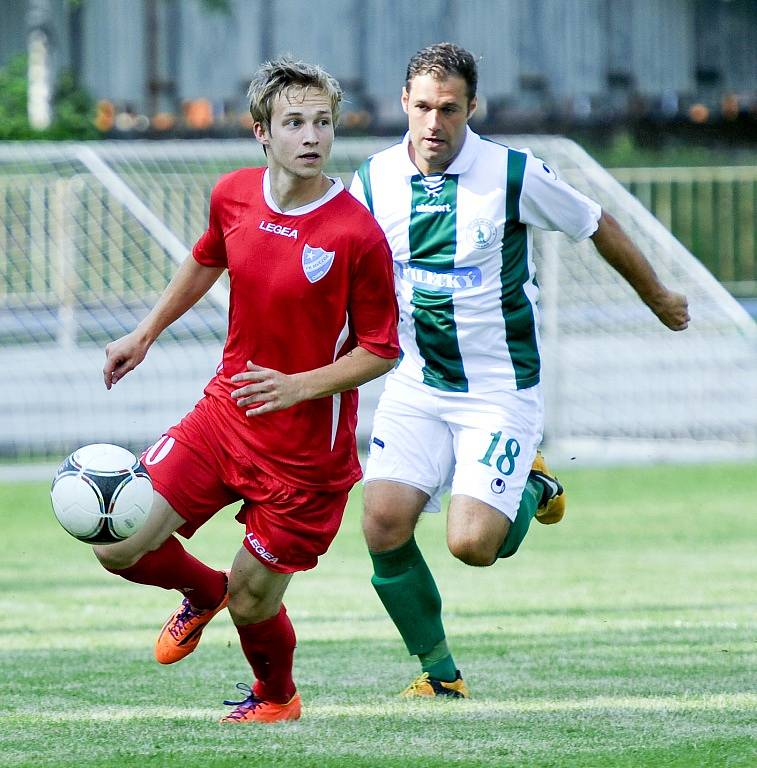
[220,683,302,724]
[154,576,229,664]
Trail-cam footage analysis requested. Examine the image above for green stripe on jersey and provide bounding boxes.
[501,149,540,388]
[409,174,467,392]
[356,159,374,214]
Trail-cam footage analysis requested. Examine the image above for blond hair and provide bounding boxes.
[247,56,343,128]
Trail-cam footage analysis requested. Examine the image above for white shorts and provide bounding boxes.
[364,373,544,521]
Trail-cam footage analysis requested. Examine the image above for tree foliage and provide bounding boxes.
[0,54,98,140]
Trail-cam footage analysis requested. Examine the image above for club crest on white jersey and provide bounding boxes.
[302,244,335,283]
[468,218,498,249]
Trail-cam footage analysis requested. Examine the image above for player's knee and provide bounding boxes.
[227,578,276,625]
[92,542,145,571]
[363,482,426,551]
[362,507,413,551]
[447,533,497,567]
[362,508,391,547]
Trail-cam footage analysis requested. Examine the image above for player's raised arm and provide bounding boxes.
[103,255,224,389]
[590,211,690,331]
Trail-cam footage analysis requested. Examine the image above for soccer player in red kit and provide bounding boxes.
[94,58,399,724]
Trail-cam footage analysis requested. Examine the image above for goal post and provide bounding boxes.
[517,136,756,464]
[0,139,754,465]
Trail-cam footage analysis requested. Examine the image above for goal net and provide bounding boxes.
[0,139,754,466]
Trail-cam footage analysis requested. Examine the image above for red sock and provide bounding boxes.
[236,605,296,704]
[107,535,226,610]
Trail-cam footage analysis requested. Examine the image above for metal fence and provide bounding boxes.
[3,164,755,309]
[612,166,757,296]
[1,141,755,464]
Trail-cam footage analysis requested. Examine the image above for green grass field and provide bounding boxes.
[1,463,755,768]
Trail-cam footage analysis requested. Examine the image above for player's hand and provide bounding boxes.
[649,289,690,331]
[230,360,306,416]
[103,332,150,389]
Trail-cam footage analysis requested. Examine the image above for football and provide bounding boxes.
[50,443,153,543]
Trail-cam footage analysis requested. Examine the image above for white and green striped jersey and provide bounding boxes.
[349,126,601,394]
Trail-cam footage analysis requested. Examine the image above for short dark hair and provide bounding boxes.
[405,42,478,103]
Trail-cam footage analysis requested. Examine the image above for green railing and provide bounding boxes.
[612,166,757,296]
[2,165,756,306]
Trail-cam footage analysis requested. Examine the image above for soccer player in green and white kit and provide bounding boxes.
[349,42,690,698]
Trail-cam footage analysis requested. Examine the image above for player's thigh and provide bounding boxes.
[236,475,348,575]
[142,430,238,539]
[446,386,544,521]
[228,544,293,625]
[92,491,184,569]
[364,376,453,546]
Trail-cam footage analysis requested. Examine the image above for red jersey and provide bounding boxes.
[178,167,399,492]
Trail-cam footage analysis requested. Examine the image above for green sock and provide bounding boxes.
[370,536,457,677]
[497,477,541,559]
[419,638,457,682]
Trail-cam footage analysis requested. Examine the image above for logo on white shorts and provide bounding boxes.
[142,435,175,465]
[542,162,557,180]
[491,478,506,494]
[245,532,279,564]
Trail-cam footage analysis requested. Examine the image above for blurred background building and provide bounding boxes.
[0,0,755,138]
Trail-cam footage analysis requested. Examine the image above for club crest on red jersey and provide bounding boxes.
[302,244,335,283]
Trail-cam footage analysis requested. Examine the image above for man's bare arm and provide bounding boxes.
[103,256,225,389]
[230,347,398,417]
[590,211,689,331]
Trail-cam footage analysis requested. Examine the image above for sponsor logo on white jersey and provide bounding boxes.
[397,263,482,293]
[245,532,279,564]
[302,244,335,283]
[259,220,298,239]
[468,218,498,249]
[415,202,452,214]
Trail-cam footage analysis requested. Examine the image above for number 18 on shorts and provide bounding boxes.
[365,375,543,520]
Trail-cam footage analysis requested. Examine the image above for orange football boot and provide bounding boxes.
[530,450,566,525]
[155,582,229,665]
[220,684,302,724]
[400,671,470,699]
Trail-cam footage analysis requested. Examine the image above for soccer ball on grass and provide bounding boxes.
[50,443,153,543]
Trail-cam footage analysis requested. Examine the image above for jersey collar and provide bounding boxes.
[262,169,344,215]
[401,125,479,178]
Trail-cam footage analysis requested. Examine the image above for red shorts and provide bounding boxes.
[141,399,350,573]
